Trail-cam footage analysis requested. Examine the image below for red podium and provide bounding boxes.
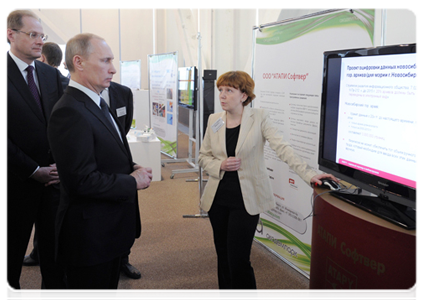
[309,187,416,289]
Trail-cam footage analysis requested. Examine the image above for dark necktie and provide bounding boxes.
[100,97,114,125]
[100,97,122,141]
[26,65,42,111]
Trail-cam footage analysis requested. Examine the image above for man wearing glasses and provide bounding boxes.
[7,10,65,289]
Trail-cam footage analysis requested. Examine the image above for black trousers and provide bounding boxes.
[29,239,131,266]
[208,202,260,289]
[66,256,121,289]
[7,181,66,289]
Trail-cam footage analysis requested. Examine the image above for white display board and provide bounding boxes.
[252,9,375,277]
[132,89,150,130]
[148,52,178,157]
[121,60,141,90]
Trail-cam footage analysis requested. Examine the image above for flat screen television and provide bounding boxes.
[318,43,416,229]
[178,66,197,110]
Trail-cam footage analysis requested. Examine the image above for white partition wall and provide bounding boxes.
[132,90,150,130]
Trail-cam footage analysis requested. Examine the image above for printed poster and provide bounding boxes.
[253,9,374,276]
[148,52,178,157]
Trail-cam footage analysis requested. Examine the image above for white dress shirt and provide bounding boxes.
[9,50,40,93]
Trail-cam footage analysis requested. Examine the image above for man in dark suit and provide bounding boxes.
[102,82,141,279]
[39,42,70,90]
[7,10,66,289]
[48,33,152,289]
[23,41,70,268]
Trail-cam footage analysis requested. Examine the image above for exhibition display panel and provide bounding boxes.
[252,9,375,277]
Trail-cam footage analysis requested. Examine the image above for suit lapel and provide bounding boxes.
[108,105,133,162]
[68,87,130,159]
[236,106,254,155]
[87,98,127,152]
[35,61,53,121]
[7,54,46,124]
[107,85,133,163]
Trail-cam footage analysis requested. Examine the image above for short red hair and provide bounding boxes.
[216,71,256,106]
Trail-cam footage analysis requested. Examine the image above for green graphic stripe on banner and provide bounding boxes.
[261,218,312,259]
[256,9,374,45]
[255,236,311,272]
[157,137,177,156]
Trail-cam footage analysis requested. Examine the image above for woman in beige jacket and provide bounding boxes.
[198,71,337,289]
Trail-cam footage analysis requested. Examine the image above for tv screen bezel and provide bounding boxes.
[318,43,416,209]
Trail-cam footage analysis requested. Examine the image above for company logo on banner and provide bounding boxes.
[289,178,298,190]
[253,9,374,276]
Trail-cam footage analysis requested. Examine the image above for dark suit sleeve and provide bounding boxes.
[109,82,134,135]
[48,104,136,200]
[59,73,70,90]
[7,138,39,179]
[124,88,134,134]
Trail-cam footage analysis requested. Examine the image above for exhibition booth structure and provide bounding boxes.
[123,54,213,183]
[147,52,202,180]
[252,8,374,279]
[250,8,416,289]
[122,8,415,289]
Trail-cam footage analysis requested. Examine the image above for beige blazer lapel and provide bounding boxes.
[235,106,254,155]
[217,112,227,157]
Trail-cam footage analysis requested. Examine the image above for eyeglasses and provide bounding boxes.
[12,29,48,42]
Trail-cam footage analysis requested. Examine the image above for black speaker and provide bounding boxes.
[203,70,216,136]
[203,69,217,80]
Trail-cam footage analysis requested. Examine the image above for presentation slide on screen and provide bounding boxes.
[336,53,417,188]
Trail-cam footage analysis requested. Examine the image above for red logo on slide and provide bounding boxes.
[289,178,295,184]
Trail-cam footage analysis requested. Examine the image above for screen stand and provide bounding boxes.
[330,191,416,230]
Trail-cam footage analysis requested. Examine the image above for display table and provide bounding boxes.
[309,186,415,289]
[126,132,161,181]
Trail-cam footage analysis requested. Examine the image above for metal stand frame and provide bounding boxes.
[183,32,208,218]
[165,108,199,179]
